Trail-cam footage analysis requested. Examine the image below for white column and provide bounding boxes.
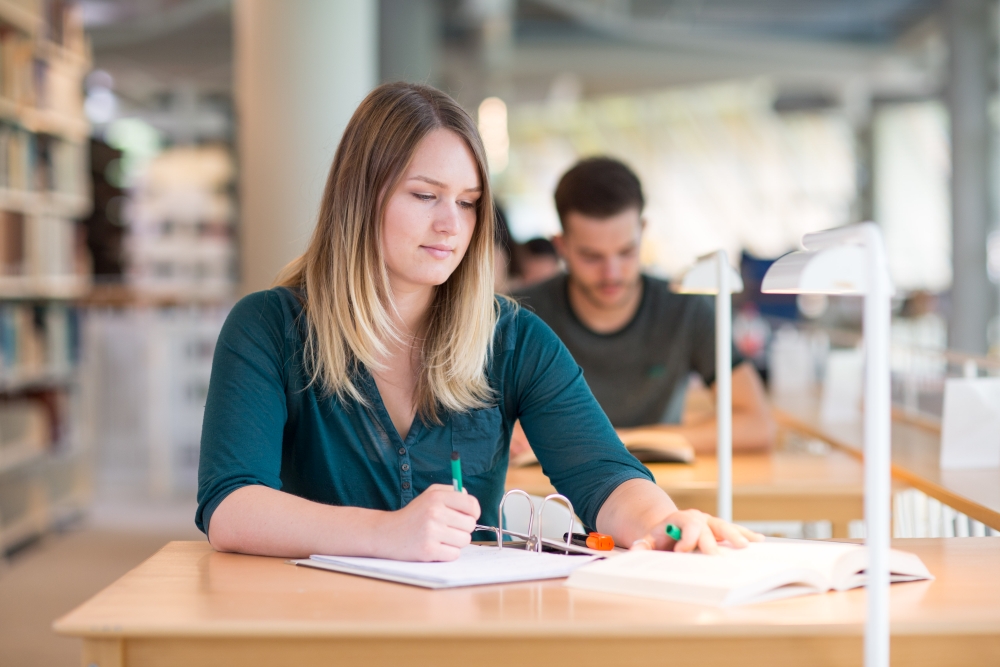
[946,0,994,354]
[379,0,439,85]
[234,0,378,295]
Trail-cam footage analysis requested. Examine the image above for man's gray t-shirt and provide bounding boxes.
[514,274,743,428]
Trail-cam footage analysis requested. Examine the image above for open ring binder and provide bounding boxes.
[475,489,596,555]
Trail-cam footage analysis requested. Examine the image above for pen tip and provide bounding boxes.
[451,451,459,460]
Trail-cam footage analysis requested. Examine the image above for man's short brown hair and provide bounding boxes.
[554,157,644,229]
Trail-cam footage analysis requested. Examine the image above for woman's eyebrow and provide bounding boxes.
[409,175,482,193]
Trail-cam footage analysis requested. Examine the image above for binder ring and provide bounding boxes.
[476,489,577,554]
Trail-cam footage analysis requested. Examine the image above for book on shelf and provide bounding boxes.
[0,32,35,106]
[0,397,50,470]
[0,302,77,379]
[0,123,33,191]
[27,215,77,276]
[0,210,24,274]
[0,2,86,116]
[565,539,932,607]
[0,122,86,197]
[42,0,85,54]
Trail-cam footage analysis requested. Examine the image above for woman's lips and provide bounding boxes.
[422,245,453,259]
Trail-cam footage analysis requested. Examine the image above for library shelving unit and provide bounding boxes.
[0,0,92,555]
[82,143,237,502]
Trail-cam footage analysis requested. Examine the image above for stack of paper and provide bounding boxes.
[293,545,596,589]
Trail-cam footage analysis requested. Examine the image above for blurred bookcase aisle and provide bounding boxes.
[0,0,91,555]
[83,144,236,507]
[83,307,226,503]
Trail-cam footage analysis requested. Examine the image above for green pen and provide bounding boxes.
[451,451,463,492]
[665,524,682,541]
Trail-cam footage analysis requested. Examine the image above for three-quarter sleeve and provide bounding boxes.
[506,307,653,531]
[195,290,292,535]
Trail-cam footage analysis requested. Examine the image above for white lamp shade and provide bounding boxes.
[761,245,894,296]
[673,254,744,294]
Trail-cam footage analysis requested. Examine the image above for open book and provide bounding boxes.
[511,431,694,467]
[292,544,597,589]
[565,539,932,607]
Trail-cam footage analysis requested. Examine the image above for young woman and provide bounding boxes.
[197,82,761,561]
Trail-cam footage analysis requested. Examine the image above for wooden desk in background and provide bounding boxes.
[773,394,1000,531]
[54,539,1000,667]
[507,449,865,537]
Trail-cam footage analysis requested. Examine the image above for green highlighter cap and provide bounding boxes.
[665,524,682,541]
[450,451,463,492]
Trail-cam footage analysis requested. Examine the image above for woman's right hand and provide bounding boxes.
[377,484,481,562]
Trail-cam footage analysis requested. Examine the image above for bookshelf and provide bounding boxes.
[0,0,91,555]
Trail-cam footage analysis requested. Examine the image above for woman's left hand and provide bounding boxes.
[629,509,764,554]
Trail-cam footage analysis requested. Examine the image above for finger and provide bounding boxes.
[650,530,672,551]
[439,492,481,520]
[649,526,674,551]
[440,507,478,533]
[436,524,474,550]
[673,518,702,553]
[425,483,455,493]
[425,543,462,562]
[709,518,748,548]
[705,516,746,547]
[697,522,720,555]
[723,521,766,544]
[629,535,655,551]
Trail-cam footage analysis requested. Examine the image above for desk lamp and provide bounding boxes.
[673,249,744,523]
[761,222,894,667]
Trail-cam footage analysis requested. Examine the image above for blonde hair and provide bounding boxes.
[276,83,497,423]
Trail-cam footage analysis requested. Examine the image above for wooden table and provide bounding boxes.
[507,448,865,537]
[54,539,1000,667]
[773,394,1000,531]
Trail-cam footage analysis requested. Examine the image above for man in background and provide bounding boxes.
[513,157,775,455]
[510,237,561,290]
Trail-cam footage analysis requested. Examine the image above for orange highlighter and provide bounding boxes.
[563,531,615,551]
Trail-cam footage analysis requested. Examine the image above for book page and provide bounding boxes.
[308,545,596,587]
[566,549,828,606]
[711,540,932,591]
[566,540,933,606]
[830,547,934,591]
[715,539,863,584]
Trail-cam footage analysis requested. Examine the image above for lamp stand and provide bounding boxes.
[863,235,892,667]
[715,250,732,524]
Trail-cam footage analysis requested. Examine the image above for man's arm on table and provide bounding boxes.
[616,362,776,454]
[508,362,776,459]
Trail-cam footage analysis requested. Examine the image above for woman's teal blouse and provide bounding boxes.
[195,288,653,537]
